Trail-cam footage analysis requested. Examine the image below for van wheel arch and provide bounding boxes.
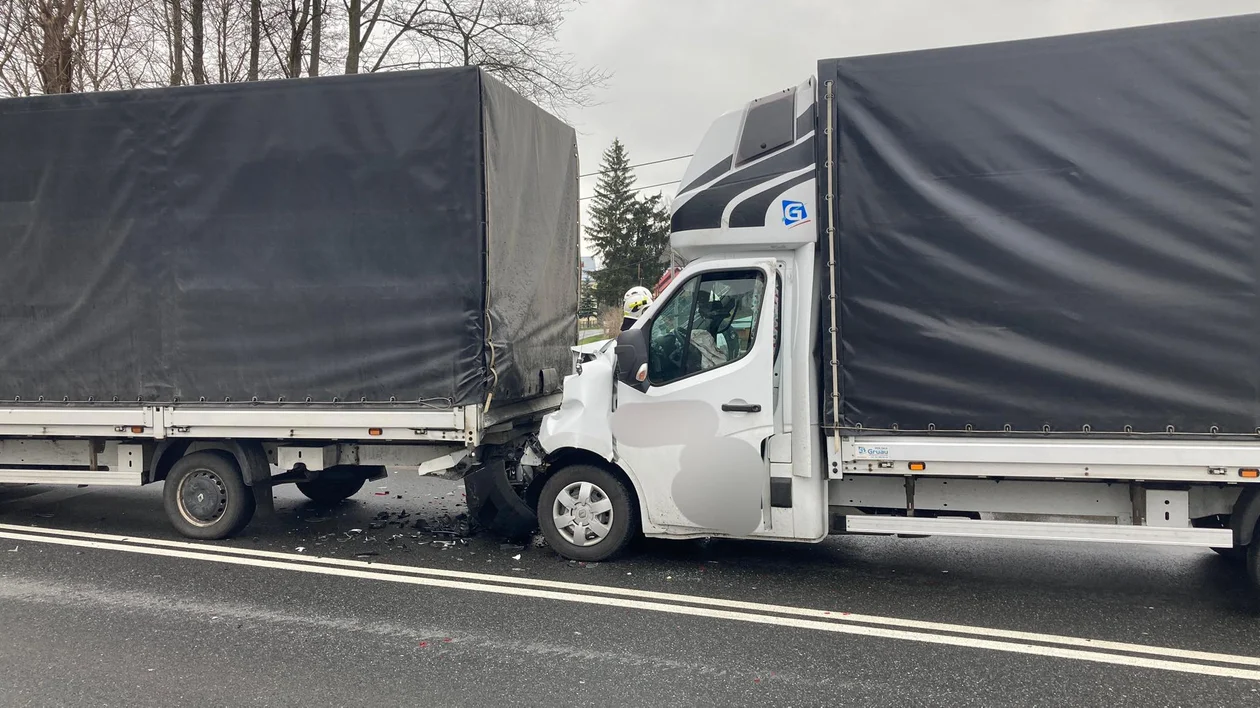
[535,448,643,522]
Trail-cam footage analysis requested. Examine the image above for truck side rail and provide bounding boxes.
[0,405,475,443]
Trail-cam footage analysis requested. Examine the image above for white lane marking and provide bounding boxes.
[1,528,1258,681]
[2,522,1257,669]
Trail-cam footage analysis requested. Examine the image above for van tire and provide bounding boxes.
[163,451,256,540]
[537,465,635,562]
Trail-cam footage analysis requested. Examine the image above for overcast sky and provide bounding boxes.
[557,0,1260,256]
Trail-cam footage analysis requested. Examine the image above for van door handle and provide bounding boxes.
[722,402,762,413]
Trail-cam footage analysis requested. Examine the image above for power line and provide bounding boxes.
[579,179,681,201]
[580,154,693,179]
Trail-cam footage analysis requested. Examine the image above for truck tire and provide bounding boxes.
[296,478,366,505]
[537,465,635,562]
[163,451,256,540]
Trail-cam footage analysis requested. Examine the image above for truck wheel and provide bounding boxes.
[537,465,635,562]
[296,478,366,505]
[163,451,256,540]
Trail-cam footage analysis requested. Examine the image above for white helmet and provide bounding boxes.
[623,286,653,320]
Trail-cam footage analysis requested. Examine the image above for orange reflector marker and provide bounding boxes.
[369,428,383,437]
[1241,468,1259,478]
[908,462,926,471]
[130,426,144,434]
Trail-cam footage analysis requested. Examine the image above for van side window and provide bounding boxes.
[648,270,767,385]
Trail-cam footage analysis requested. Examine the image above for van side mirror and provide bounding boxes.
[614,327,650,392]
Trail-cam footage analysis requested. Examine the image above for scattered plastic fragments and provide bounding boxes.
[355,552,379,558]
[7,547,16,552]
[511,554,521,561]
[374,492,390,496]
[348,528,363,534]
[295,546,306,553]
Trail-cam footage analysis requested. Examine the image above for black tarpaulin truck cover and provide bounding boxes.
[0,67,579,409]
[819,14,1260,437]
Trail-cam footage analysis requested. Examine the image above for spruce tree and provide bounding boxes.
[587,138,671,309]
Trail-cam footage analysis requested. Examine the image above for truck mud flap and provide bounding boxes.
[464,458,537,539]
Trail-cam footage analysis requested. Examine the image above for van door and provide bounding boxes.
[611,259,777,536]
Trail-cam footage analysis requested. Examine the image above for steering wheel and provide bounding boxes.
[649,328,688,378]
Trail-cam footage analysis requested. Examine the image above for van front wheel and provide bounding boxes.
[537,465,635,562]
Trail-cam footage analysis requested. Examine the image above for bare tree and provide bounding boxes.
[190,0,206,83]
[74,0,153,91]
[359,0,604,111]
[259,0,310,78]
[220,0,251,82]
[343,0,383,74]
[308,0,321,76]
[0,0,603,110]
[0,1,27,85]
[247,0,259,78]
[167,0,183,84]
[30,0,88,94]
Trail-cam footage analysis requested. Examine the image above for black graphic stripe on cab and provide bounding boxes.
[728,170,815,228]
[677,155,733,196]
[670,141,814,233]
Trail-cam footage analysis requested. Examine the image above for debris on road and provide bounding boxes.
[512,554,521,561]
[295,546,306,553]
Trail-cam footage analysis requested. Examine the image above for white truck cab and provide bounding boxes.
[536,79,831,556]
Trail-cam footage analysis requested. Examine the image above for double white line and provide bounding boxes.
[1,521,1257,681]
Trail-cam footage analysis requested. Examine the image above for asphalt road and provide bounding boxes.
[1,473,1258,707]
